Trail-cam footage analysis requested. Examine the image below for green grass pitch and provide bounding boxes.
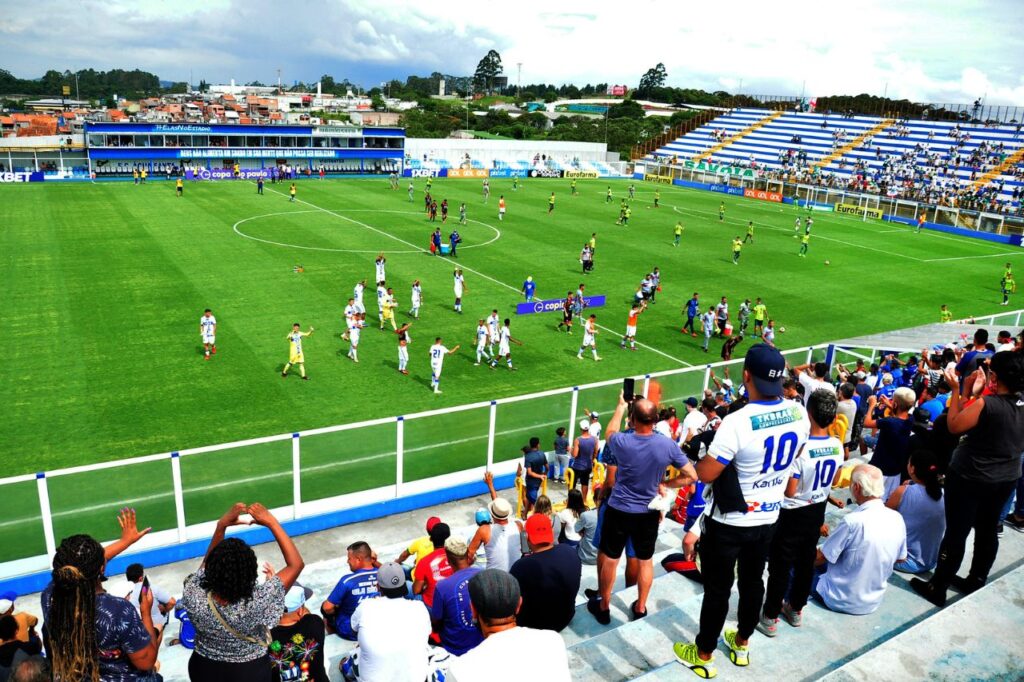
[1,175,1020,561]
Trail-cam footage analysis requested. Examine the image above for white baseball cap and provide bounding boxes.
[579,419,591,431]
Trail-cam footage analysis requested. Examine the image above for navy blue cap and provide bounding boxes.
[744,343,786,396]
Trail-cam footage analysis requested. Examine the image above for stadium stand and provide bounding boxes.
[644,108,1024,212]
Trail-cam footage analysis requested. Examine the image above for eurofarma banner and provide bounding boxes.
[515,295,607,315]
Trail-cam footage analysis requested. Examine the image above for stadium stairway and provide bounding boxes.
[812,118,895,171]
[970,144,1024,191]
[692,111,785,162]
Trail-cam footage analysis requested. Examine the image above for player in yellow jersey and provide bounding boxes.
[282,323,314,380]
[743,220,754,243]
[571,178,578,196]
[381,287,398,330]
[289,183,297,202]
[799,232,810,256]
[718,201,725,221]
[732,237,742,265]
[673,221,684,246]
[939,304,953,323]
[548,192,556,214]
[175,177,183,197]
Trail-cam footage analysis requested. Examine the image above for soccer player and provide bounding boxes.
[289,183,296,202]
[743,221,754,243]
[700,305,716,352]
[653,188,661,208]
[622,205,632,227]
[374,254,387,286]
[738,298,752,334]
[425,177,433,194]
[621,302,644,350]
[498,195,506,221]
[459,202,467,225]
[441,199,449,223]
[512,175,519,192]
[382,287,398,330]
[650,268,661,304]
[353,279,367,314]
[429,200,438,222]
[474,319,491,365]
[557,291,574,334]
[396,322,412,374]
[376,282,388,328]
[257,177,264,195]
[794,216,802,236]
[589,232,597,254]
[805,216,814,234]
[753,297,768,336]
[430,337,461,393]
[409,280,422,319]
[683,292,699,337]
[408,182,414,201]
[522,276,536,302]
[489,319,522,371]
[572,285,585,326]
[1002,274,1013,305]
[939,304,952,323]
[628,184,635,199]
[347,313,363,363]
[342,298,357,341]
[570,178,578,196]
[282,323,314,379]
[482,179,490,203]
[175,177,183,197]
[200,309,216,359]
[763,319,777,347]
[916,212,926,233]
[715,296,729,336]
[606,187,613,203]
[673,221,684,246]
[798,232,810,256]
[732,236,742,265]
[577,314,601,361]
[548,192,556,214]
[453,269,466,313]
[718,201,725,221]
[1003,262,1016,293]
[486,309,501,355]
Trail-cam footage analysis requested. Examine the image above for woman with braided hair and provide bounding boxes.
[42,508,160,681]
[181,503,304,682]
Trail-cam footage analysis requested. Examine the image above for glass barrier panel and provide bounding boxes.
[402,406,490,483]
[300,423,398,501]
[492,392,574,464]
[181,439,292,526]
[0,480,47,563]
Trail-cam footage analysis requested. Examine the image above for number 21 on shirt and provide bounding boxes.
[761,432,799,473]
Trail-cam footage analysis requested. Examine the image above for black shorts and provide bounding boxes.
[598,504,660,560]
[563,312,573,324]
[572,467,591,486]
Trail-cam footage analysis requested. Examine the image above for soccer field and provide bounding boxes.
[2,175,1022,562]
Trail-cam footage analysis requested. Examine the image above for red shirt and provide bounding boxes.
[413,547,452,607]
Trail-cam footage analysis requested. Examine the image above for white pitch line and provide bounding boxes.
[924,251,1024,263]
[260,184,693,367]
[0,417,567,528]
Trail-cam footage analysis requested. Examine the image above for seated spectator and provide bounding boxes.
[322,542,380,640]
[125,563,175,647]
[269,585,328,682]
[554,489,586,547]
[447,570,570,681]
[413,523,454,609]
[169,604,195,650]
[509,514,582,632]
[183,503,303,682]
[468,473,523,571]
[0,615,42,681]
[9,657,48,682]
[862,387,915,499]
[575,487,602,565]
[340,563,432,682]
[888,450,946,574]
[42,509,160,682]
[430,538,483,655]
[0,593,35,646]
[394,517,442,572]
[813,465,907,615]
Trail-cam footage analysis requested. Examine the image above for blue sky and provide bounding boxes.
[2,0,1022,104]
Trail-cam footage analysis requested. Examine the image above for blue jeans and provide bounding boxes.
[998,457,1024,522]
[894,556,932,574]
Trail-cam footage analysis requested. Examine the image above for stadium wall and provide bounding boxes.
[404,138,610,165]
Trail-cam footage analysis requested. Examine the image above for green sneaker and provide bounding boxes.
[673,642,717,678]
[723,629,749,667]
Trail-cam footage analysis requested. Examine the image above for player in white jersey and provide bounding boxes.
[376,283,388,327]
[347,313,363,363]
[374,253,387,285]
[199,309,217,360]
[758,388,844,638]
[453,269,466,313]
[482,179,490,202]
[474,319,492,365]
[353,279,367,314]
[396,322,412,374]
[409,280,422,318]
[576,314,601,361]
[341,298,357,341]
[794,216,802,236]
[673,343,809,678]
[489,318,522,370]
[429,336,461,393]
[407,182,414,201]
[486,310,501,355]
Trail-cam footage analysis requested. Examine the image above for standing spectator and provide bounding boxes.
[814,465,907,614]
[714,296,729,336]
[467,473,523,571]
[430,538,483,656]
[509,515,582,632]
[522,438,547,516]
[0,615,41,680]
[862,388,915,499]
[42,509,160,682]
[678,397,707,452]
[340,564,432,682]
[700,305,716,352]
[836,383,857,453]
[412,523,454,609]
[570,420,598,501]
[447,570,570,681]
[793,361,836,405]
[322,542,380,640]
[912,353,1024,606]
[0,594,35,646]
[758,389,844,637]
[394,517,443,573]
[269,585,328,682]
[683,293,700,337]
[552,427,570,483]
[125,564,175,647]
[888,450,946,573]
[674,344,809,678]
[589,397,695,625]
[183,503,304,682]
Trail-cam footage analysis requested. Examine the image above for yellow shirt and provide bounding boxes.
[288,331,309,363]
[940,310,953,323]
[176,179,183,189]
[732,239,742,252]
[407,535,434,568]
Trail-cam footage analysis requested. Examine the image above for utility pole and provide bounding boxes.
[277,68,282,95]
[517,63,522,100]
[74,72,80,102]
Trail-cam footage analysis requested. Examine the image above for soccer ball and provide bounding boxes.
[824,260,830,265]
[779,326,786,333]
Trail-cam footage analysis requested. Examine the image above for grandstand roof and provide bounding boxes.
[831,321,1016,353]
